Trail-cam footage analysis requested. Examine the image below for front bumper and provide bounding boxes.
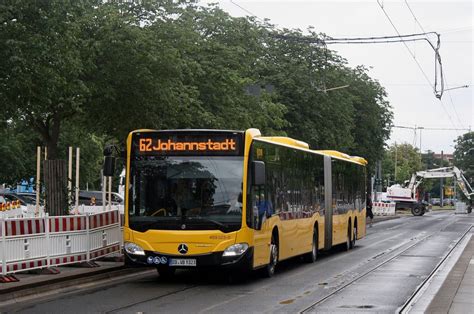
[125,247,254,271]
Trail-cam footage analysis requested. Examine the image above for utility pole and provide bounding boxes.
[375,160,383,201]
[419,127,424,161]
[394,142,398,182]
[440,150,444,208]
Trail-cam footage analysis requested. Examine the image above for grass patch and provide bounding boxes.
[431,206,454,211]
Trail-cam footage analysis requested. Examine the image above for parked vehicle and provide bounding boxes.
[1,192,36,206]
[78,190,123,206]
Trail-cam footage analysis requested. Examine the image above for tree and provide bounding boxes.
[165,4,288,134]
[454,131,474,184]
[382,143,422,185]
[343,66,392,168]
[0,1,394,190]
[0,119,38,186]
[252,28,392,171]
[0,0,98,159]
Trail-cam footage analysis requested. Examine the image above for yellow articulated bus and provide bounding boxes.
[122,128,367,278]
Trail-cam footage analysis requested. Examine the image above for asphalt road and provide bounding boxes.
[4,211,473,314]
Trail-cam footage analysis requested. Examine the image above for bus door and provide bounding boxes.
[249,161,272,268]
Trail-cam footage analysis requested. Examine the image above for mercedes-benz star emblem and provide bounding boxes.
[178,243,188,254]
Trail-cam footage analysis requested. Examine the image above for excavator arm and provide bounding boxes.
[412,167,472,201]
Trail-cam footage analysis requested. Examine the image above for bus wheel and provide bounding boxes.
[304,228,318,263]
[345,224,351,251]
[263,234,278,278]
[350,223,357,249]
[411,205,423,216]
[157,266,175,279]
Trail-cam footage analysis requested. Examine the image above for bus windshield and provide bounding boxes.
[129,156,243,233]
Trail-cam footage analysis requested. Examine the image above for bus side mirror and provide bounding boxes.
[252,161,266,186]
[103,144,119,177]
[103,156,115,177]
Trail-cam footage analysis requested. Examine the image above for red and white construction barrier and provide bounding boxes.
[372,202,396,216]
[2,204,124,219]
[71,205,124,215]
[0,210,122,281]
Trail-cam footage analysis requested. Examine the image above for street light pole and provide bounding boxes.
[440,150,444,208]
[418,127,424,161]
[394,142,397,182]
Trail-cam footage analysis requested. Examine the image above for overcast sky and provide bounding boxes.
[213,0,473,154]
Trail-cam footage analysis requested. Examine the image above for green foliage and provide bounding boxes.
[57,121,106,190]
[383,143,422,185]
[0,120,39,185]
[454,132,474,184]
[0,1,393,187]
[0,0,96,159]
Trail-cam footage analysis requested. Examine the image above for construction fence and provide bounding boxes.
[372,202,396,216]
[0,209,123,282]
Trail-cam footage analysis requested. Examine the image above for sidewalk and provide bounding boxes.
[372,214,401,224]
[426,237,474,313]
[0,260,143,306]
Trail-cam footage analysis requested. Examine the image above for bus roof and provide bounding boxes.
[259,136,309,149]
[315,150,368,166]
[255,136,367,166]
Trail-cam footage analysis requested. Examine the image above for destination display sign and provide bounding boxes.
[132,131,244,156]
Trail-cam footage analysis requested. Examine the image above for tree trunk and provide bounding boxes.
[32,113,61,160]
[43,160,68,216]
[46,113,61,160]
[38,113,66,215]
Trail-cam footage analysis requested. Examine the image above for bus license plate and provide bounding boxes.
[169,259,196,267]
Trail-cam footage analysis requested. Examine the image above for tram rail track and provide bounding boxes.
[101,214,463,314]
[398,225,472,313]
[71,214,465,314]
[104,284,199,314]
[299,218,471,313]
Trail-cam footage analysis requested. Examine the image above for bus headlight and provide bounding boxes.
[124,242,145,256]
[223,243,249,257]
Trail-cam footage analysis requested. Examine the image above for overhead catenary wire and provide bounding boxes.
[392,124,471,152]
[442,73,466,131]
[376,0,444,100]
[272,32,440,46]
[376,1,465,137]
[325,31,439,42]
[403,0,466,133]
[394,125,471,131]
[229,0,263,22]
[228,0,464,134]
[404,0,427,34]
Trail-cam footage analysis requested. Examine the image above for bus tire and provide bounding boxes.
[304,227,318,263]
[350,222,357,249]
[345,223,351,251]
[157,266,175,279]
[262,233,278,278]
